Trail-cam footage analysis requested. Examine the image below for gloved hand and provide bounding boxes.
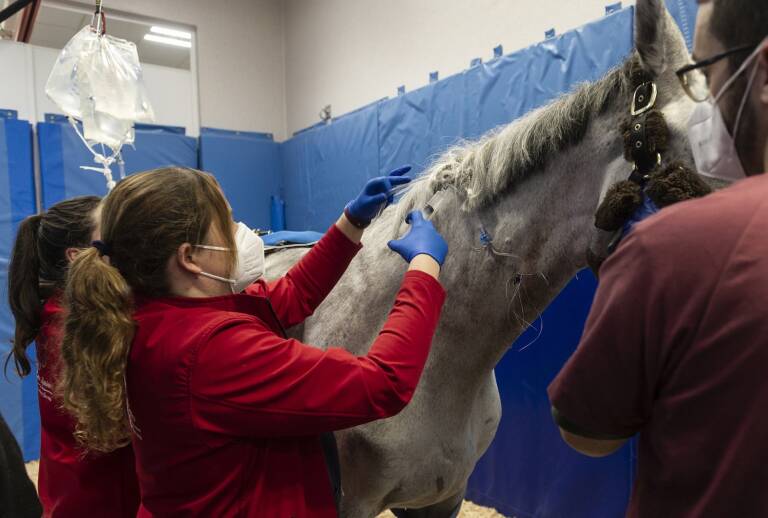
[344,166,412,228]
[388,211,448,265]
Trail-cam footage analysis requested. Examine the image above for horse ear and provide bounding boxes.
[635,0,690,77]
[635,0,669,75]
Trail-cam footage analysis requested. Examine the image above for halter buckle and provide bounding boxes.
[630,82,658,116]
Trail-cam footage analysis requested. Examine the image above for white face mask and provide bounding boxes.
[687,41,765,182]
[195,222,265,293]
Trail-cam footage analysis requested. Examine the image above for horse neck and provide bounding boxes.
[416,121,623,373]
[325,110,625,385]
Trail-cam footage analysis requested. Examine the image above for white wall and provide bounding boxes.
[0,41,36,121]
[284,0,638,135]
[97,0,287,139]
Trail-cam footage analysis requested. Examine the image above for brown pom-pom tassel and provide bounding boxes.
[628,57,654,90]
[645,161,713,208]
[621,110,669,163]
[594,179,644,232]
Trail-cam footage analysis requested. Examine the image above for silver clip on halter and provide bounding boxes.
[630,82,658,116]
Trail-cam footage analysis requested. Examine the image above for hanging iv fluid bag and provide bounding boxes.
[45,25,155,188]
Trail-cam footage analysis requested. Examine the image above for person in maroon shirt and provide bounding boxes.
[549,0,768,516]
[8,195,140,517]
[57,167,448,517]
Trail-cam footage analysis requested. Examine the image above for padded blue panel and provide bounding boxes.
[465,7,635,140]
[199,130,281,230]
[466,272,637,517]
[38,122,198,208]
[378,72,466,177]
[667,0,698,50]
[281,104,379,231]
[281,136,313,231]
[0,109,18,120]
[270,196,286,231]
[0,118,39,461]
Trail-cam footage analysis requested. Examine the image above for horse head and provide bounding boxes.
[587,0,704,267]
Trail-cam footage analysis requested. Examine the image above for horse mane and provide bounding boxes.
[393,53,649,225]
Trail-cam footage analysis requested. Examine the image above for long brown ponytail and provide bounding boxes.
[7,196,100,376]
[60,247,135,451]
[60,167,235,452]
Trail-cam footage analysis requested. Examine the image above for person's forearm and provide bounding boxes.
[336,214,364,243]
[360,270,446,415]
[408,254,440,280]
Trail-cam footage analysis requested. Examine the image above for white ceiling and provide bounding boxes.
[30,5,191,69]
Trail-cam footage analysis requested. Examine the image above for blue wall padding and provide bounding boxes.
[465,7,635,140]
[0,109,18,120]
[0,118,39,461]
[270,196,286,231]
[465,272,639,517]
[281,102,380,231]
[606,2,623,15]
[199,129,281,230]
[378,72,466,178]
[38,121,198,208]
[666,0,696,49]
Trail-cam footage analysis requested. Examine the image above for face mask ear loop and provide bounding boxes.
[731,59,760,141]
[713,40,766,103]
[198,270,236,286]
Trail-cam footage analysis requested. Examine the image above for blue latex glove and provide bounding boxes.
[345,166,412,226]
[388,211,448,265]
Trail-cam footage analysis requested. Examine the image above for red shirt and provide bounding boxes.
[549,174,768,517]
[127,225,446,517]
[36,296,140,517]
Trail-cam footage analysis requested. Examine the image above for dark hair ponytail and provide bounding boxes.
[7,214,43,376]
[6,196,101,377]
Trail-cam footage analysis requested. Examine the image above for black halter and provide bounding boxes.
[628,81,661,178]
[604,80,663,254]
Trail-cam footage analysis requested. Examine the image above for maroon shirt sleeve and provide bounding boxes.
[250,224,362,329]
[189,270,445,438]
[548,230,664,439]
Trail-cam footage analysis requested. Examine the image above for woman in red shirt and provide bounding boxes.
[8,195,140,517]
[58,167,448,517]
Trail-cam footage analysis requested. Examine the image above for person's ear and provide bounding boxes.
[175,243,203,275]
[65,247,80,264]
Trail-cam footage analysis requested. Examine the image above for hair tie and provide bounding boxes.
[92,240,112,257]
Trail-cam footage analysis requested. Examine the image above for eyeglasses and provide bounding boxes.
[676,44,756,102]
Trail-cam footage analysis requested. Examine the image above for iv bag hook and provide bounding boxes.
[91,0,105,36]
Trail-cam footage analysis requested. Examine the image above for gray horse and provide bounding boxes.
[267,1,697,516]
